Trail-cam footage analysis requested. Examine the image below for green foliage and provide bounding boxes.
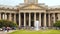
[53,21,60,27]
[0,20,17,28]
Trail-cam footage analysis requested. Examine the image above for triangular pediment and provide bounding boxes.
[20,4,46,10]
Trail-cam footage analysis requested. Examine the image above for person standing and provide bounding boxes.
[7,27,10,32]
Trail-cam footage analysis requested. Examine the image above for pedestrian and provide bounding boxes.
[7,27,10,32]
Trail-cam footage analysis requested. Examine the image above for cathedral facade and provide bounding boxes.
[0,0,60,28]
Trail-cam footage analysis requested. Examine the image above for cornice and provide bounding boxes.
[47,8,60,11]
[0,7,19,11]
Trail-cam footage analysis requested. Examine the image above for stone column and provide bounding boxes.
[53,13,55,23]
[58,13,60,20]
[9,13,12,21]
[48,13,51,27]
[39,13,41,27]
[3,14,5,20]
[14,13,16,23]
[29,13,31,27]
[44,13,46,27]
[5,13,7,20]
[0,13,1,20]
[24,13,26,27]
[19,13,21,27]
[34,13,36,27]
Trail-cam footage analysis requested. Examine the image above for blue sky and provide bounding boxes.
[0,0,60,6]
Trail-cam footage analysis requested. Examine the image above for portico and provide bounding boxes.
[0,11,58,28]
[19,13,57,27]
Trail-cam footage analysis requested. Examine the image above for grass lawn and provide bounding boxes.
[9,29,60,34]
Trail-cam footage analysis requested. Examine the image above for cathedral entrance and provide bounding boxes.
[19,13,49,28]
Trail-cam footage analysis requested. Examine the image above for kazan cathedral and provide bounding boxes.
[0,0,60,28]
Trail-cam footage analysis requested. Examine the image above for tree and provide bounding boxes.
[53,21,60,29]
[53,21,60,27]
[0,20,17,28]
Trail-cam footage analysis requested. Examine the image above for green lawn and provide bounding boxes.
[9,29,60,34]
